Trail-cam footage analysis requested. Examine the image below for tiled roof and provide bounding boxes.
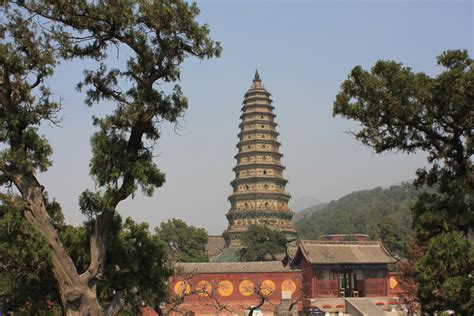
[296,240,395,265]
[175,261,297,274]
[209,246,240,263]
[286,246,298,260]
[210,246,287,263]
[206,235,225,257]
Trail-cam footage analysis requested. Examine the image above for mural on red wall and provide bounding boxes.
[165,272,302,315]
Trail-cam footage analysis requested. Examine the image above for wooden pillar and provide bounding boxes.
[349,271,353,296]
[312,265,316,297]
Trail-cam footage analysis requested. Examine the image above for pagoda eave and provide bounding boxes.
[226,210,294,221]
[237,139,281,147]
[234,151,283,160]
[230,176,288,186]
[233,162,286,172]
[238,129,279,139]
[244,90,271,98]
[228,191,291,202]
[242,103,275,112]
[240,111,276,120]
[239,120,278,129]
[233,162,285,171]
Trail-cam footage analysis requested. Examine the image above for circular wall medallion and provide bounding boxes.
[260,280,276,296]
[196,280,212,297]
[217,280,234,297]
[174,281,190,296]
[389,276,398,289]
[239,280,255,296]
[281,279,297,294]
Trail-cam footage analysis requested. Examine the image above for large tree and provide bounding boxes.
[155,218,208,262]
[238,224,289,262]
[333,50,473,314]
[0,1,220,314]
[0,194,171,314]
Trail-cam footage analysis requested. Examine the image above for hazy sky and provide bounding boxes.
[35,0,472,234]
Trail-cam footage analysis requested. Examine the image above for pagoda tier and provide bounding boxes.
[223,71,297,245]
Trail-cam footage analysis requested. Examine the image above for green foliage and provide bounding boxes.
[61,214,172,309]
[0,193,172,311]
[238,224,289,262]
[333,50,473,312]
[415,232,474,314]
[99,216,172,308]
[333,49,473,236]
[0,4,61,175]
[0,194,60,313]
[296,183,418,257]
[155,218,208,262]
[376,217,410,258]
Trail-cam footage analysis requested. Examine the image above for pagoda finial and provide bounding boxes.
[254,69,260,80]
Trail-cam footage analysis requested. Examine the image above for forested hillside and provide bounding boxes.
[292,202,328,222]
[295,183,424,257]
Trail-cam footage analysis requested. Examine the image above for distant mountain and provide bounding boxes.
[295,183,426,257]
[290,196,323,213]
[292,202,328,222]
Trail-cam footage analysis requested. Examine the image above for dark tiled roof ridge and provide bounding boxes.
[300,239,382,245]
[176,260,300,274]
[320,233,369,236]
[179,260,281,265]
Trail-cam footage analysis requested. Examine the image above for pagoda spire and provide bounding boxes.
[223,72,296,246]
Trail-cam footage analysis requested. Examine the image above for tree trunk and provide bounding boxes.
[104,290,124,316]
[2,165,102,315]
[24,185,102,315]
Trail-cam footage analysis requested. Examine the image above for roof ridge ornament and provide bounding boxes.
[254,69,260,80]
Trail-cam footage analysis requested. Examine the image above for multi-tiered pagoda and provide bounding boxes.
[223,71,297,246]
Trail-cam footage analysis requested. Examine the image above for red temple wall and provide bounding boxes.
[167,271,302,314]
[163,264,407,314]
[301,260,315,298]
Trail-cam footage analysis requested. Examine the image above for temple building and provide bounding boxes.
[165,239,403,315]
[223,71,297,246]
[291,239,397,299]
